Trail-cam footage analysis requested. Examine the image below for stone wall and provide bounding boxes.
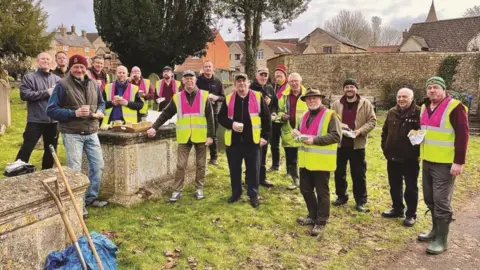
[0,168,89,269]
[267,52,480,114]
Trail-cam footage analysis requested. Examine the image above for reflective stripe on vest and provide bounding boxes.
[139,79,151,114]
[102,83,140,126]
[278,86,307,147]
[420,97,462,163]
[298,108,338,171]
[224,90,262,146]
[174,89,208,144]
[156,79,180,97]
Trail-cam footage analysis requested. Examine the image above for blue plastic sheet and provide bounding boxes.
[45,232,118,270]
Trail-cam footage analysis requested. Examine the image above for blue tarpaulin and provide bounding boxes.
[45,232,118,270]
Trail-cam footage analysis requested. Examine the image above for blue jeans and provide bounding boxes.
[62,133,104,207]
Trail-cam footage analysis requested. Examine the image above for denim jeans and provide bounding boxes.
[62,133,104,212]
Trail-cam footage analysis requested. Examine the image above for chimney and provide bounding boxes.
[402,29,408,41]
[71,24,76,35]
[81,30,87,38]
[59,26,67,36]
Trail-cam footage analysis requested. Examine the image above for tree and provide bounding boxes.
[0,0,54,70]
[215,0,310,79]
[325,10,371,47]
[325,10,402,47]
[463,5,480,17]
[93,0,215,75]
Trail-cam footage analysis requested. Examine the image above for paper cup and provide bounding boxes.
[114,120,123,126]
[237,123,244,132]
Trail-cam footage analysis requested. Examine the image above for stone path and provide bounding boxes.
[386,194,480,270]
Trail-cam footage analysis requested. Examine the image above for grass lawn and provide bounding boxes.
[2,89,480,269]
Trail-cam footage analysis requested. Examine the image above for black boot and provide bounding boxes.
[287,165,298,190]
[418,211,436,242]
[426,218,450,255]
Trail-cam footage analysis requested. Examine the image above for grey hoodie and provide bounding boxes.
[20,69,60,123]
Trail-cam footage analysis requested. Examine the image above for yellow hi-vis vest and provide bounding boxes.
[420,97,466,163]
[277,85,307,147]
[103,82,140,126]
[298,108,338,171]
[137,78,151,115]
[174,89,209,144]
[224,90,262,146]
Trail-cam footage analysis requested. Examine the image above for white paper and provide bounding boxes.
[146,110,176,126]
[342,129,356,138]
[156,97,165,104]
[408,130,426,145]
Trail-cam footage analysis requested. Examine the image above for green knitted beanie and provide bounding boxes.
[426,76,446,90]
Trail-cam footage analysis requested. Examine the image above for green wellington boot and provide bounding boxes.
[418,214,437,242]
[426,218,450,255]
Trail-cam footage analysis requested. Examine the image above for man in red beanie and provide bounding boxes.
[47,54,107,218]
[268,64,289,172]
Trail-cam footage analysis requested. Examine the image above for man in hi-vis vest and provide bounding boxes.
[153,66,182,111]
[130,66,154,122]
[417,76,469,255]
[101,66,144,126]
[147,70,214,202]
[292,88,341,237]
[218,74,271,208]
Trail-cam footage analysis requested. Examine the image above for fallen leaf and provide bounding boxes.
[212,217,220,223]
[140,217,145,221]
[163,261,177,269]
[132,249,143,255]
[165,250,174,257]
[374,247,385,252]
[156,216,162,221]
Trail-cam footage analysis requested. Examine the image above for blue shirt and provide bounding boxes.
[110,81,128,121]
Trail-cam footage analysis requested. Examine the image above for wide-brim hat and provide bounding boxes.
[301,87,326,101]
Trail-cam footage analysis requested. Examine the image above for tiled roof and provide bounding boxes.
[299,28,366,51]
[86,33,100,43]
[263,38,299,44]
[175,56,204,72]
[262,40,299,54]
[367,45,400,52]
[55,32,94,48]
[404,16,480,51]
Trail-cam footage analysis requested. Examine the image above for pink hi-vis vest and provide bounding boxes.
[109,82,134,101]
[300,107,327,135]
[158,79,178,97]
[227,90,261,119]
[420,96,452,127]
[179,90,202,116]
[137,78,147,93]
[276,83,288,99]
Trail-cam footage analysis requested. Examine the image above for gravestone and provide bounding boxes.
[0,79,11,127]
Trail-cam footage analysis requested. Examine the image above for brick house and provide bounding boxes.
[175,31,230,81]
[54,25,95,59]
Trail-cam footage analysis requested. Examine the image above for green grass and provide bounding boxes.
[0,88,66,175]
[2,89,480,269]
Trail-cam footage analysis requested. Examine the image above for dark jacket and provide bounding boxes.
[20,69,60,123]
[381,102,421,162]
[152,88,215,139]
[196,74,225,114]
[218,90,271,145]
[47,74,105,134]
[250,80,278,114]
[51,67,69,78]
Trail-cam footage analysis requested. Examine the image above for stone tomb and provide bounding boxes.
[0,168,89,269]
[90,124,199,206]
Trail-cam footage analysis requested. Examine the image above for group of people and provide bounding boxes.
[14,51,469,255]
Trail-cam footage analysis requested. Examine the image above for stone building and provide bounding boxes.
[400,1,480,52]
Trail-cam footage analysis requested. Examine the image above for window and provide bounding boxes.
[257,49,264,60]
[85,47,90,53]
[323,46,332,54]
[63,45,69,51]
[235,54,241,60]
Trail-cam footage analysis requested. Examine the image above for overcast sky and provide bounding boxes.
[41,0,476,41]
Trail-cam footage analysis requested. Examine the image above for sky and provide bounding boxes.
[40,0,476,41]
